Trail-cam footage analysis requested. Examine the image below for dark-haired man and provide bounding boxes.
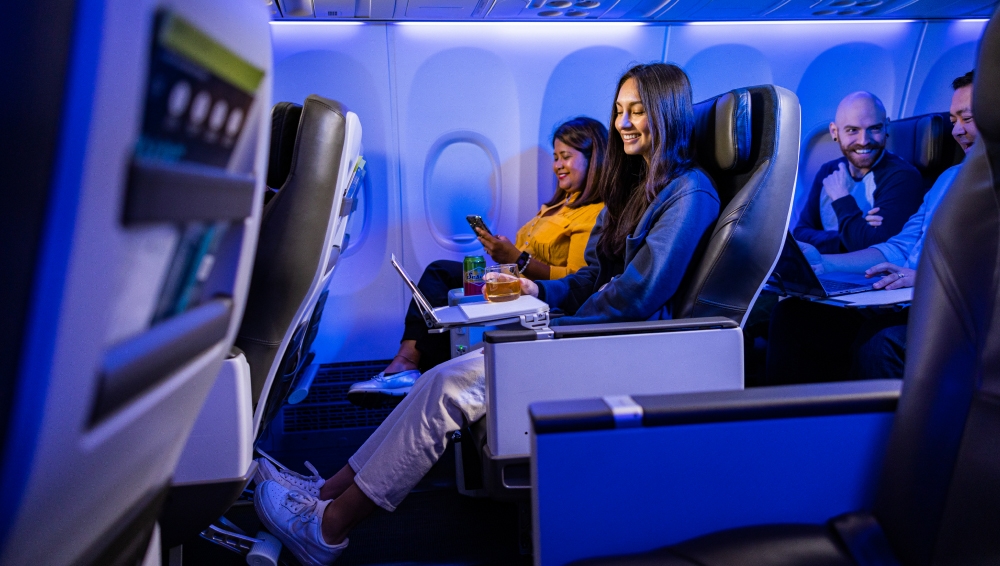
[794,92,924,253]
[768,71,978,384]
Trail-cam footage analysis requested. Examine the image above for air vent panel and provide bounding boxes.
[405,0,484,19]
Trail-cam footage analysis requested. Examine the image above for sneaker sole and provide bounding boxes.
[253,490,328,566]
[346,389,409,408]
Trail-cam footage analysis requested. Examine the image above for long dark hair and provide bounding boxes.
[544,117,608,209]
[597,63,695,258]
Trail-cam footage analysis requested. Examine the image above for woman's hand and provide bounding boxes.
[866,262,916,290]
[476,228,521,264]
[519,278,538,297]
[480,274,537,300]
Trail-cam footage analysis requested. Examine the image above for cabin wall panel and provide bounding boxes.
[904,20,986,117]
[393,40,519,267]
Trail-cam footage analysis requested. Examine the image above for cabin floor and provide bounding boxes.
[175,360,532,566]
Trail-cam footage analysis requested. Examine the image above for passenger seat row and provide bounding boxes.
[532,10,1000,564]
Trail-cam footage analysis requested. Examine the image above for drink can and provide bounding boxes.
[463,255,486,296]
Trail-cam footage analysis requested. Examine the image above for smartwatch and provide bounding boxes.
[515,251,531,273]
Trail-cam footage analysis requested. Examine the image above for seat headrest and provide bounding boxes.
[692,88,752,172]
[267,101,303,189]
[886,113,963,183]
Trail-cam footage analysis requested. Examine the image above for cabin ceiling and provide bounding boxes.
[268,0,998,21]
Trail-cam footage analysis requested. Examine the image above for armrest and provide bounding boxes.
[484,316,737,344]
[484,318,744,459]
[531,379,901,431]
[530,380,901,566]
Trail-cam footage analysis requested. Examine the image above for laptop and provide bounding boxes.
[391,254,549,328]
[770,232,876,298]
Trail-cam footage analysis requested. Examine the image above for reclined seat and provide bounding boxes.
[159,95,362,550]
[240,95,361,418]
[531,10,1000,564]
[460,84,801,498]
[886,111,965,191]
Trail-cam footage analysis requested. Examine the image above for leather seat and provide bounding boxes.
[886,111,964,191]
[236,94,356,407]
[571,8,1000,565]
[674,84,798,325]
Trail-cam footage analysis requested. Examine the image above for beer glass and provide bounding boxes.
[483,264,521,302]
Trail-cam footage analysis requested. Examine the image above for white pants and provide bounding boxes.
[348,349,487,511]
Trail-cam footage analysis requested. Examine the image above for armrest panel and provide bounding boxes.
[484,316,737,344]
[486,325,743,458]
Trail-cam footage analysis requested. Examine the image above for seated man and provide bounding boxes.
[768,71,977,384]
[793,92,924,253]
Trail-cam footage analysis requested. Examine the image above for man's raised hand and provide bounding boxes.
[822,162,852,201]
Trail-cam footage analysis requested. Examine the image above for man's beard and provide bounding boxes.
[840,141,884,172]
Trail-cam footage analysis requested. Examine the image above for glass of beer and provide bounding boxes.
[483,264,521,302]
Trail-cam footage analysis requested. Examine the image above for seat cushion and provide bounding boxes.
[571,524,855,566]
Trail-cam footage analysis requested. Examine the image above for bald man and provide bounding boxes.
[793,92,923,253]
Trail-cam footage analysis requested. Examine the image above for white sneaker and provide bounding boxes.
[254,480,347,566]
[255,457,324,499]
[347,369,420,407]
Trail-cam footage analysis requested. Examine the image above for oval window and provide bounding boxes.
[424,135,500,249]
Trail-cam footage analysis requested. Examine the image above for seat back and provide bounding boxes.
[235,95,362,436]
[672,85,801,326]
[0,4,271,565]
[886,111,964,192]
[873,12,1000,564]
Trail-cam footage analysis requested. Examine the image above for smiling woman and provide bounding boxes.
[592,62,701,263]
[616,79,652,159]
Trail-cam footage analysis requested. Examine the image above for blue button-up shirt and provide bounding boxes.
[870,164,961,269]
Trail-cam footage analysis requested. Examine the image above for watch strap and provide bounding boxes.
[515,250,531,273]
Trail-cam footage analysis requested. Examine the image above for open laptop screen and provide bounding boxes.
[772,232,827,296]
[391,254,439,326]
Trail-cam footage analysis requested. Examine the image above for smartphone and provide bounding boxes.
[466,215,492,237]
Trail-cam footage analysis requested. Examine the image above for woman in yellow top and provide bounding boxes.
[347,117,607,406]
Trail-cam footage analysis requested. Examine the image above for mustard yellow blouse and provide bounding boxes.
[514,196,604,280]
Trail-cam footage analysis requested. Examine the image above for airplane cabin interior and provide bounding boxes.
[3,0,1000,564]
